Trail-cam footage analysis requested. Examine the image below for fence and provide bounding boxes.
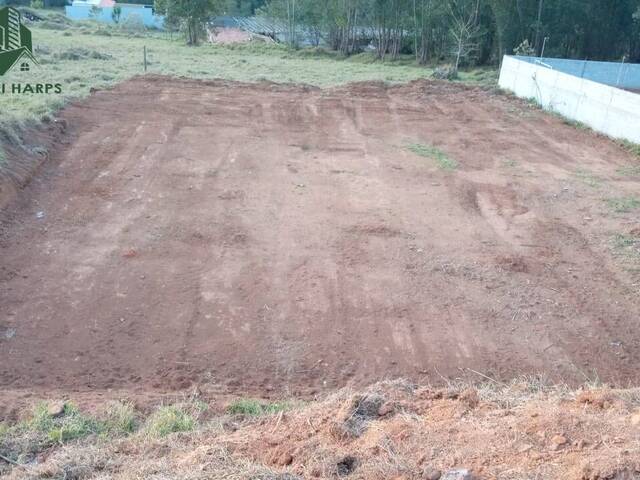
[498,55,640,144]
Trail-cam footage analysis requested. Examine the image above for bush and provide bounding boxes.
[55,47,113,61]
[119,13,146,33]
[431,65,457,80]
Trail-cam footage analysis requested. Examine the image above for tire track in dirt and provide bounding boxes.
[1,76,639,395]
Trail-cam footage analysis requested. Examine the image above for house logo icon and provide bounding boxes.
[0,6,38,76]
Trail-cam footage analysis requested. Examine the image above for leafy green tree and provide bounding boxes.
[258,0,640,65]
[155,0,224,44]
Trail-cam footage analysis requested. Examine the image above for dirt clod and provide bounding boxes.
[272,451,293,467]
[377,402,395,417]
[460,389,480,408]
[577,391,614,409]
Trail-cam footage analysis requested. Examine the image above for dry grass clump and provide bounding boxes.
[2,378,640,479]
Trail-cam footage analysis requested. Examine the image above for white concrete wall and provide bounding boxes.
[499,55,640,144]
[513,56,640,89]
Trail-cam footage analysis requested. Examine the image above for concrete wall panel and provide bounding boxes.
[499,55,640,144]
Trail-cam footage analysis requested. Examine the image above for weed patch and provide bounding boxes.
[101,401,137,435]
[617,165,640,177]
[611,234,640,259]
[227,398,291,416]
[617,139,640,158]
[28,403,102,444]
[143,405,199,437]
[406,142,457,170]
[605,196,640,213]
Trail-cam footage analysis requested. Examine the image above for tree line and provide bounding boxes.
[157,0,640,68]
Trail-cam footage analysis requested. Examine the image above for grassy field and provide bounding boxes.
[0,11,497,166]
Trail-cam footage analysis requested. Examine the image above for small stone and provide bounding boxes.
[630,411,640,426]
[551,434,568,446]
[47,401,65,417]
[442,469,474,480]
[423,467,442,480]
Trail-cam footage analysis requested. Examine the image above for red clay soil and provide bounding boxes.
[1,76,640,397]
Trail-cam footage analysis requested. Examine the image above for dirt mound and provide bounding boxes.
[208,27,253,44]
[2,380,640,479]
[1,76,640,396]
[0,119,66,210]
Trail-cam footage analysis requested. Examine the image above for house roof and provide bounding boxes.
[0,46,38,75]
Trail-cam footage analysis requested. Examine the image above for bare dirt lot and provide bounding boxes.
[1,76,640,397]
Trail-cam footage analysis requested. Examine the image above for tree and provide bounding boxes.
[258,0,298,47]
[155,0,224,45]
[257,0,640,65]
[448,0,481,73]
[224,0,267,15]
[112,5,122,24]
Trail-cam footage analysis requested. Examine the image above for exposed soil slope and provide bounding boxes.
[3,380,640,480]
[1,76,640,395]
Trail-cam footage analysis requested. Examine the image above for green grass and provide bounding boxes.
[605,196,640,213]
[611,234,640,259]
[143,405,198,438]
[562,117,590,130]
[617,165,640,177]
[618,139,640,158]
[226,398,292,416]
[25,402,102,444]
[406,142,457,170]
[0,400,138,460]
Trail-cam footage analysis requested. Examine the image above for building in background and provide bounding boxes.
[65,0,164,28]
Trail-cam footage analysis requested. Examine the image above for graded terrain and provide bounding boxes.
[1,76,640,397]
